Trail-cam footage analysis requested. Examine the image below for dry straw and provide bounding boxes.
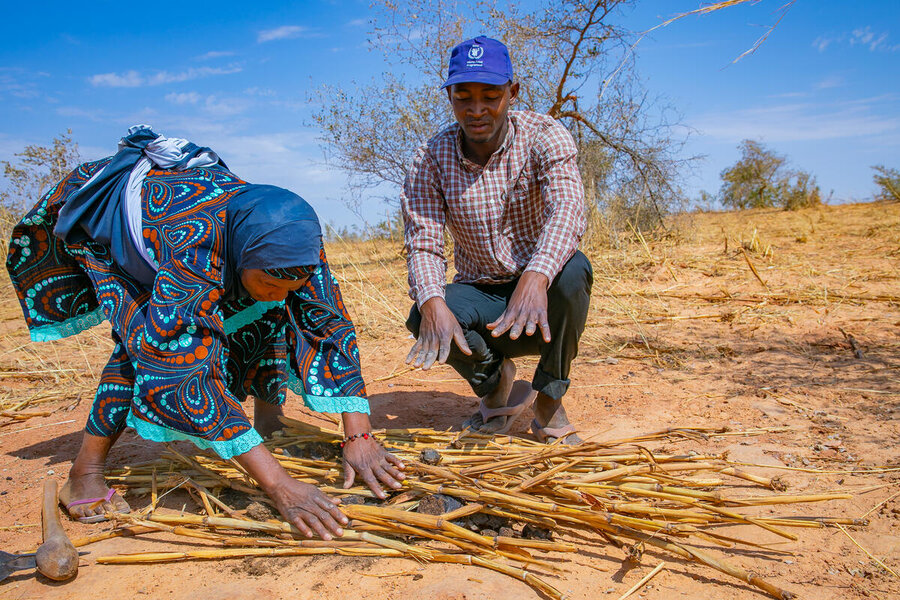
[93,419,869,599]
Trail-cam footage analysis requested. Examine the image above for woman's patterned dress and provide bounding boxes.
[6,159,368,458]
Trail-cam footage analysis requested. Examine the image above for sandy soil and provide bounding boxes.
[1,202,898,599]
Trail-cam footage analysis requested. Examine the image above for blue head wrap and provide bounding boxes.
[225,184,322,297]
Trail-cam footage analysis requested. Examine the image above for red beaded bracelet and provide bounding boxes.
[340,432,375,448]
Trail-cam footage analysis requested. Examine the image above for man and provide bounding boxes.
[402,35,592,443]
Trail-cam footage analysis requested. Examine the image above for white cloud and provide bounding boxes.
[202,95,251,117]
[257,25,307,43]
[196,50,235,60]
[815,75,844,90]
[165,91,201,104]
[88,65,242,88]
[814,27,899,53]
[850,27,888,51]
[812,36,834,52]
[88,70,143,87]
[346,19,366,27]
[691,98,900,143]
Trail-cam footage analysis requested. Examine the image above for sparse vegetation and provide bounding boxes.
[718,139,820,211]
[872,165,900,202]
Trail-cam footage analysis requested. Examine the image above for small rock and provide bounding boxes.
[420,449,442,465]
[521,524,553,540]
[472,512,507,531]
[498,526,516,538]
[783,559,794,565]
[47,469,55,475]
[481,529,499,537]
[341,495,368,506]
[245,501,276,521]
[604,357,619,365]
[417,494,463,516]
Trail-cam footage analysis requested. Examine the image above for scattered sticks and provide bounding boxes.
[94,422,868,599]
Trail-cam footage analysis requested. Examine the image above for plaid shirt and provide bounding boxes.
[401,110,586,307]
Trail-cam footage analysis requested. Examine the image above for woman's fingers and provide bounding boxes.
[378,464,405,489]
[384,452,406,472]
[361,469,387,499]
[315,495,348,523]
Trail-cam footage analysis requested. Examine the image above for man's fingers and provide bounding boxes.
[452,328,472,356]
[422,347,439,370]
[489,312,514,337]
[508,312,529,340]
[539,316,552,343]
[524,319,537,337]
[405,339,422,365]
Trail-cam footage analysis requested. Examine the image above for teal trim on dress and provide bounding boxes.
[29,307,106,342]
[224,300,284,335]
[287,368,370,414]
[126,412,263,460]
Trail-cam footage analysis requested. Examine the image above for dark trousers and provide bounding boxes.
[406,251,593,400]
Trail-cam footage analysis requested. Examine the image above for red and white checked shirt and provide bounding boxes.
[401,110,586,307]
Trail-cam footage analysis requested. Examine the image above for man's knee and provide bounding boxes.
[549,251,593,305]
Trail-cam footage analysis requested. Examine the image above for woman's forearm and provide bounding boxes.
[234,443,292,492]
[341,411,373,437]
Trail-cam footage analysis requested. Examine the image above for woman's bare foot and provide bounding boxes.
[462,359,524,433]
[59,472,130,522]
[254,399,286,439]
[532,393,583,444]
[60,432,130,522]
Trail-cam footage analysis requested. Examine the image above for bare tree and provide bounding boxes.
[1,130,81,214]
[312,0,693,239]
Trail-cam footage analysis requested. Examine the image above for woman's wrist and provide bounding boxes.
[341,411,372,436]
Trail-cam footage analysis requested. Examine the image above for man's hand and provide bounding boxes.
[487,271,551,342]
[406,297,472,370]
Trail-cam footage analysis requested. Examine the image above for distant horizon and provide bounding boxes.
[1,1,897,227]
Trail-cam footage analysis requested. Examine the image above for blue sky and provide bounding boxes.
[1,1,898,227]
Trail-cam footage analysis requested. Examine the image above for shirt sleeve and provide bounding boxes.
[284,245,370,415]
[130,252,261,459]
[524,121,586,281]
[401,146,448,307]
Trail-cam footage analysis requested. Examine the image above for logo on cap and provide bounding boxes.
[468,46,484,60]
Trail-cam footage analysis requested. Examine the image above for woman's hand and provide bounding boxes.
[342,436,406,499]
[234,444,347,539]
[268,478,348,540]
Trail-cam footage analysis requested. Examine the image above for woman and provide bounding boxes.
[6,127,403,540]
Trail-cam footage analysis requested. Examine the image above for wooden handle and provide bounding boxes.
[35,480,78,581]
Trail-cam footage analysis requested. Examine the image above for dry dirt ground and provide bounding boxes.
[0,202,898,600]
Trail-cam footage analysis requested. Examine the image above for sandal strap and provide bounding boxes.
[531,420,577,443]
[65,488,116,510]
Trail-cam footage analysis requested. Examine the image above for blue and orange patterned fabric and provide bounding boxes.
[6,159,368,459]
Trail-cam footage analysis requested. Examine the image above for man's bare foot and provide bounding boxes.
[462,359,533,434]
[532,393,583,444]
[59,472,130,522]
[254,399,286,439]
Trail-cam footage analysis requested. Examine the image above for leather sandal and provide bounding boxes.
[530,419,578,444]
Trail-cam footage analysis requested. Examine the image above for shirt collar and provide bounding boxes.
[455,114,516,171]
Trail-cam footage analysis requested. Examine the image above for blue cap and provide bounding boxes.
[441,36,513,90]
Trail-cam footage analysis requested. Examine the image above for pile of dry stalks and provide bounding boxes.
[86,418,868,600]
